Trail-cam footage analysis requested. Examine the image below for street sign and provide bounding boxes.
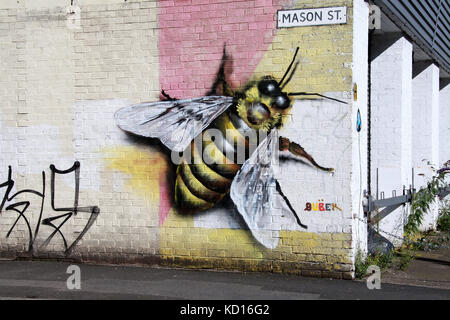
[277,6,347,28]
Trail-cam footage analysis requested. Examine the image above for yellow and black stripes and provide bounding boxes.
[174,75,296,212]
[175,111,248,211]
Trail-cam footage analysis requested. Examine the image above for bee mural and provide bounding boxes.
[114,47,346,248]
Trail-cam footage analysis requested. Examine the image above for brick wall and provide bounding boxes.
[412,65,440,231]
[370,37,412,246]
[441,84,450,167]
[0,0,363,279]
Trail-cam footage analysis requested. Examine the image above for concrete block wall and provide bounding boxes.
[0,0,367,279]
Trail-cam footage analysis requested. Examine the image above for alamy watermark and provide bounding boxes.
[66,4,81,30]
[66,265,81,290]
[64,3,380,30]
[366,265,381,290]
[369,4,381,30]
[167,122,277,166]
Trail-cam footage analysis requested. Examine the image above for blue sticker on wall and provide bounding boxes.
[356,109,362,132]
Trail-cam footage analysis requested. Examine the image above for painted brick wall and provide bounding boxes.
[412,64,440,231]
[370,37,412,246]
[0,0,363,279]
[440,84,450,167]
[351,0,368,258]
[440,83,450,221]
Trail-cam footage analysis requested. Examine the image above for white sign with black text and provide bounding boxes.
[277,6,347,28]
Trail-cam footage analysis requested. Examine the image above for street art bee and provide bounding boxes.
[114,47,345,248]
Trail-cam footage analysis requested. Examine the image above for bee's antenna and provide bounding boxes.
[278,47,299,88]
[280,61,299,90]
[288,92,348,105]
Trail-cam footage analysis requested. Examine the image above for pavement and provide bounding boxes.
[380,247,450,290]
[0,259,449,300]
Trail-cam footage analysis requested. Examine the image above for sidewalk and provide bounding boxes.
[0,259,448,300]
[381,248,450,290]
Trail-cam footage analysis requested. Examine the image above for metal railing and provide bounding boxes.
[362,168,450,225]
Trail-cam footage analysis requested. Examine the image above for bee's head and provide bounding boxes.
[234,47,347,131]
[235,76,292,131]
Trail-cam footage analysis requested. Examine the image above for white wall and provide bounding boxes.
[352,0,369,256]
[412,64,440,231]
[440,84,450,167]
[439,83,450,218]
[370,37,412,246]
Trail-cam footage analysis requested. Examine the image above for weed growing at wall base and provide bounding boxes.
[405,160,449,236]
[355,250,393,280]
[437,200,450,232]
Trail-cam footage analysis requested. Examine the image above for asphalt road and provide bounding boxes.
[0,259,449,300]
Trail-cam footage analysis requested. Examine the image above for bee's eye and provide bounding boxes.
[274,94,290,109]
[258,80,280,97]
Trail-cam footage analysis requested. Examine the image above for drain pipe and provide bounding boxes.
[367,29,375,200]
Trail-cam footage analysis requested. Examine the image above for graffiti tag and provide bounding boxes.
[0,162,99,255]
[304,201,342,212]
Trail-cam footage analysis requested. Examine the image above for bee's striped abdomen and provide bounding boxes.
[175,111,249,211]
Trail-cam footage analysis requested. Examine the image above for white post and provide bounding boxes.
[440,83,450,167]
[412,64,440,231]
[370,37,413,247]
[439,82,450,219]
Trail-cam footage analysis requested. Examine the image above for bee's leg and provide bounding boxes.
[207,45,234,97]
[275,179,307,229]
[161,90,177,101]
[279,136,334,173]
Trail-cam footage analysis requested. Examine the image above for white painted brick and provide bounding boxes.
[412,64,440,231]
[439,84,450,166]
[370,37,412,247]
[351,0,369,257]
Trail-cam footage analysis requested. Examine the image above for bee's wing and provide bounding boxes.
[230,129,290,249]
[114,96,233,152]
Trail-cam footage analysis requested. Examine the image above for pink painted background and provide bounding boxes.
[158,0,284,98]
